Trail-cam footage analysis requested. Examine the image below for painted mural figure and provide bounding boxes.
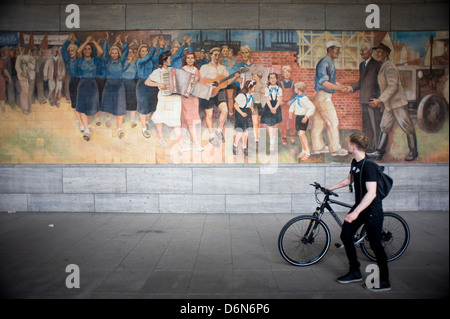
[62,33,82,132]
[279,65,296,146]
[43,46,65,108]
[0,56,12,117]
[367,43,418,162]
[220,45,238,124]
[145,51,184,151]
[136,36,161,139]
[76,35,103,141]
[181,51,204,152]
[15,44,35,115]
[233,80,256,156]
[169,35,193,70]
[32,45,47,106]
[101,33,129,139]
[348,43,382,153]
[122,40,138,129]
[260,72,283,152]
[311,41,348,156]
[289,82,315,161]
[251,69,265,150]
[199,47,240,147]
[1,46,19,113]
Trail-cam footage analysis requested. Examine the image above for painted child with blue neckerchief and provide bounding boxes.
[289,82,315,161]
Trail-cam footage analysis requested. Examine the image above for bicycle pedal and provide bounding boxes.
[335,243,344,249]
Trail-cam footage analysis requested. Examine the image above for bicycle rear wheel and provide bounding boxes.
[360,212,410,262]
[278,215,331,266]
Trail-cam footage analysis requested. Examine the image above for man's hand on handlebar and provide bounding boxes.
[311,182,338,197]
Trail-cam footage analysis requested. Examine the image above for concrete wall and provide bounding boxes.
[0,164,448,213]
[1,1,448,213]
[0,1,448,32]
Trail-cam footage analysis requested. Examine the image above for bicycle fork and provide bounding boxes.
[302,205,328,244]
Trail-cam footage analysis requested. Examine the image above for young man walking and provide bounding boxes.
[327,132,391,291]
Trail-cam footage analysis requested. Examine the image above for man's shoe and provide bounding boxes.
[364,280,391,291]
[311,146,329,155]
[404,149,418,161]
[337,271,363,284]
[331,148,348,156]
[367,150,384,160]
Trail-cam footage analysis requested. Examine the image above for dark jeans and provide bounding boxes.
[340,209,389,282]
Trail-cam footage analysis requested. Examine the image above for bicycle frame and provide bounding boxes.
[315,191,353,227]
[314,191,369,247]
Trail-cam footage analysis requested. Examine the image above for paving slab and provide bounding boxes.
[0,211,448,304]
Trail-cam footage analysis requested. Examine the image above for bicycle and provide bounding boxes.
[278,182,410,266]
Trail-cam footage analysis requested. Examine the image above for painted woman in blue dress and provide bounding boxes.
[101,33,129,139]
[76,35,103,141]
[136,36,161,138]
[122,44,138,129]
[61,33,82,132]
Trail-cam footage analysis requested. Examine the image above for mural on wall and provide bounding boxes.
[0,30,448,164]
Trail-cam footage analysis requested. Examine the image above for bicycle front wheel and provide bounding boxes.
[278,215,331,266]
[361,212,410,262]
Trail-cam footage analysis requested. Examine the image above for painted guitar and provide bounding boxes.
[203,67,249,97]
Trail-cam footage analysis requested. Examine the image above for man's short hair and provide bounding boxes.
[349,132,369,151]
[361,43,373,51]
[209,47,221,55]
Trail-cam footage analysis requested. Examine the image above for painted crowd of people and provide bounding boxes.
[0,33,418,161]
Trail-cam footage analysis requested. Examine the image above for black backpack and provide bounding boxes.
[360,158,394,200]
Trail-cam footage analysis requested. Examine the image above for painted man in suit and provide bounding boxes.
[367,43,418,162]
[348,43,382,152]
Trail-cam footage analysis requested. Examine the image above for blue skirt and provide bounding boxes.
[76,78,99,116]
[234,107,253,131]
[260,100,282,127]
[69,77,79,109]
[102,78,126,116]
[123,78,137,111]
[136,79,158,115]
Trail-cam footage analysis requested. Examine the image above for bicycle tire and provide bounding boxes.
[360,212,410,262]
[278,215,331,266]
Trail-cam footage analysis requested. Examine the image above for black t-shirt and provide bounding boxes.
[350,157,383,214]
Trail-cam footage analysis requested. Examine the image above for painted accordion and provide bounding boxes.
[161,68,213,100]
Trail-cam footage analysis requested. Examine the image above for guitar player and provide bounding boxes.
[199,47,240,147]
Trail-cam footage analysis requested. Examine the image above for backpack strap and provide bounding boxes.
[359,157,367,203]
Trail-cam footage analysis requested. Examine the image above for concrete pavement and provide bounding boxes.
[0,210,448,300]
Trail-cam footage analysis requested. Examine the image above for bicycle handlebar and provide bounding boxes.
[310,182,339,197]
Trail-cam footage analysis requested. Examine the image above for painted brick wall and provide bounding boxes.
[249,51,362,130]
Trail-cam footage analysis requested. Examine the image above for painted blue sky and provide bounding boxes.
[391,31,436,57]
[175,30,437,57]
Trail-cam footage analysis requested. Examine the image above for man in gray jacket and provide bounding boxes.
[44,46,65,107]
[367,43,418,162]
[16,44,36,115]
